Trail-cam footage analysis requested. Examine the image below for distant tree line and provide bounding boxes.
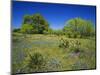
[13,13,95,38]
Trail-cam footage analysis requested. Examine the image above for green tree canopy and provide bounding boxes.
[63,18,95,38]
[21,24,34,34]
[21,13,49,34]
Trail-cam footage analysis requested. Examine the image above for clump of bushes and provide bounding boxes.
[59,38,82,53]
[65,32,81,38]
[59,38,69,48]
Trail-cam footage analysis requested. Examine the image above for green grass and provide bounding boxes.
[12,33,96,73]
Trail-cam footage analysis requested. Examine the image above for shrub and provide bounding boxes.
[13,28,21,33]
[59,38,82,53]
[26,52,47,72]
[70,46,80,53]
[29,52,44,65]
[59,38,69,48]
[69,40,81,53]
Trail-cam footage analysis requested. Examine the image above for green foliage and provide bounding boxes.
[21,13,49,34]
[13,28,20,33]
[23,15,33,24]
[21,15,95,38]
[43,28,52,35]
[63,18,95,38]
[59,37,81,53]
[28,52,45,66]
[21,24,34,34]
[25,52,47,72]
[69,40,81,53]
[59,38,69,48]
[50,29,64,36]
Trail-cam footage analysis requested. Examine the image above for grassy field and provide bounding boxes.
[12,33,96,73]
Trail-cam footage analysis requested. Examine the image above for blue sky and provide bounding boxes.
[12,1,96,29]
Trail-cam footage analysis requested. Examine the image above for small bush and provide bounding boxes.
[69,40,81,53]
[29,52,44,66]
[70,46,80,53]
[59,38,69,48]
[25,52,47,72]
